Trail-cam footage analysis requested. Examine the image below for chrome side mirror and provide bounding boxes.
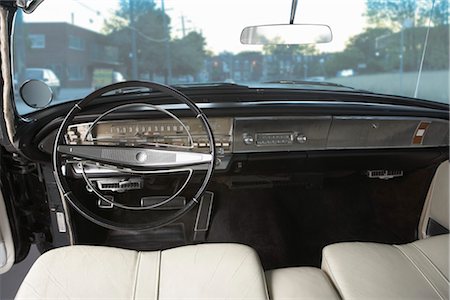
[19,79,53,108]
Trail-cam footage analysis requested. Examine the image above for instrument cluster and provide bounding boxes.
[65,117,233,152]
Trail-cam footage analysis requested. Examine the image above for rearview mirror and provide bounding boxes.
[240,24,332,45]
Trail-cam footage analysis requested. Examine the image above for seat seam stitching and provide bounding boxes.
[410,243,449,283]
[155,250,161,300]
[394,245,445,300]
[20,280,43,298]
[132,252,142,300]
[34,259,73,299]
[420,176,436,239]
[258,257,271,300]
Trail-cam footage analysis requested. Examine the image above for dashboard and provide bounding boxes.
[64,117,233,152]
[38,114,449,171]
[10,87,450,247]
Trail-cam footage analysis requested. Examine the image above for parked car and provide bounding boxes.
[92,68,126,89]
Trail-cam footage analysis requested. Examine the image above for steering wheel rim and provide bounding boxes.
[52,80,216,231]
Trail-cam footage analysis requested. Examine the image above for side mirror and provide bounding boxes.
[19,79,53,108]
[240,24,333,45]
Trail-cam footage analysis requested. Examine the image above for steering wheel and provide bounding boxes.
[53,81,216,231]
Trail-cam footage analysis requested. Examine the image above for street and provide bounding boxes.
[16,87,93,115]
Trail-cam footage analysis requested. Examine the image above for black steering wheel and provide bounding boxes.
[53,81,215,231]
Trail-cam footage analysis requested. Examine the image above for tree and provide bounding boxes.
[116,0,156,20]
[324,48,365,77]
[418,0,449,25]
[323,28,396,76]
[171,32,207,79]
[103,0,207,81]
[366,0,426,28]
[348,27,394,73]
[433,0,449,25]
[263,44,318,80]
[103,0,169,79]
[234,51,263,81]
[422,25,449,70]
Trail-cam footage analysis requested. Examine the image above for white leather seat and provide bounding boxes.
[266,267,340,300]
[15,161,450,299]
[322,234,449,300]
[419,160,449,237]
[15,243,269,300]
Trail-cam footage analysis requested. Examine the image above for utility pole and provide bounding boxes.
[130,0,138,79]
[181,15,186,38]
[303,55,308,80]
[161,0,172,84]
[399,19,412,94]
[399,27,404,93]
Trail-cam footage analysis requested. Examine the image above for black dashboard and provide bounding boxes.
[8,86,449,246]
[36,114,449,171]
[14,86,449,170]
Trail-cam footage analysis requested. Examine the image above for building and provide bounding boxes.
[206,52,263,83]
[16,22,120,88]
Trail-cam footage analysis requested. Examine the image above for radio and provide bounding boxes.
[243,132,307,146]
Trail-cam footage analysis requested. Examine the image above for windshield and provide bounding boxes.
[25,69,43,79]
[12,0,449,114]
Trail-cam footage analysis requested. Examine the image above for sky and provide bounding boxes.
[23,0,368,54]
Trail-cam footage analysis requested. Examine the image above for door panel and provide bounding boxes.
[0,191,14,274]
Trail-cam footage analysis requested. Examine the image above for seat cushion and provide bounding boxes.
[412,234,449,280]
[15,243,269,300]
[266,267,340,300]
[322,234,449,300]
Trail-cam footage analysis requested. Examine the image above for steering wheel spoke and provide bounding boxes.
[58,145,212,169]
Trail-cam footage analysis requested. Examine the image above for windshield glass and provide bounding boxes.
[12,0,449,114]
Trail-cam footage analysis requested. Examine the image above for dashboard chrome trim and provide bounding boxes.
[233,116,449,153]
[58,145,213,169]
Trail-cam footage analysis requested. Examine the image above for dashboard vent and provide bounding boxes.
[96,178,143,192]
[365,170,403,180]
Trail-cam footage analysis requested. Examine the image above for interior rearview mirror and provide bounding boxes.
[240,24,333,45]
[19,79,53,109]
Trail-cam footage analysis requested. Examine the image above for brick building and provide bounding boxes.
[16,22,120,88]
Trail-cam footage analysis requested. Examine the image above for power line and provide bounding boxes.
[72,0,100,16]
[69,0,168,43]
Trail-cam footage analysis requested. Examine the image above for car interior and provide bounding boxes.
[0,0,448,299]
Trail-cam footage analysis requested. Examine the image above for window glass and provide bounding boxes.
[12,0,450,115]
[29,34,45,49]
[68,35,85,50]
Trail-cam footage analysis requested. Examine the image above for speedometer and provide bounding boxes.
[66,118,233,152]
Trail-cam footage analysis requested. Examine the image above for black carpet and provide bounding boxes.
[77,167,435,270]
[206,168,434,270]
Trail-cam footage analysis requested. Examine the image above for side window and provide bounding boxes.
[43,70,50,81]
[47,70,55,81]
[68,35,85,51]
[29,34,45,49]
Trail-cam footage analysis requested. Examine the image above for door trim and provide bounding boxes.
[0,190,14,274]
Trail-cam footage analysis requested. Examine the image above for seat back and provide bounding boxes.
[419,160,449,238]
[15,243,270,300]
